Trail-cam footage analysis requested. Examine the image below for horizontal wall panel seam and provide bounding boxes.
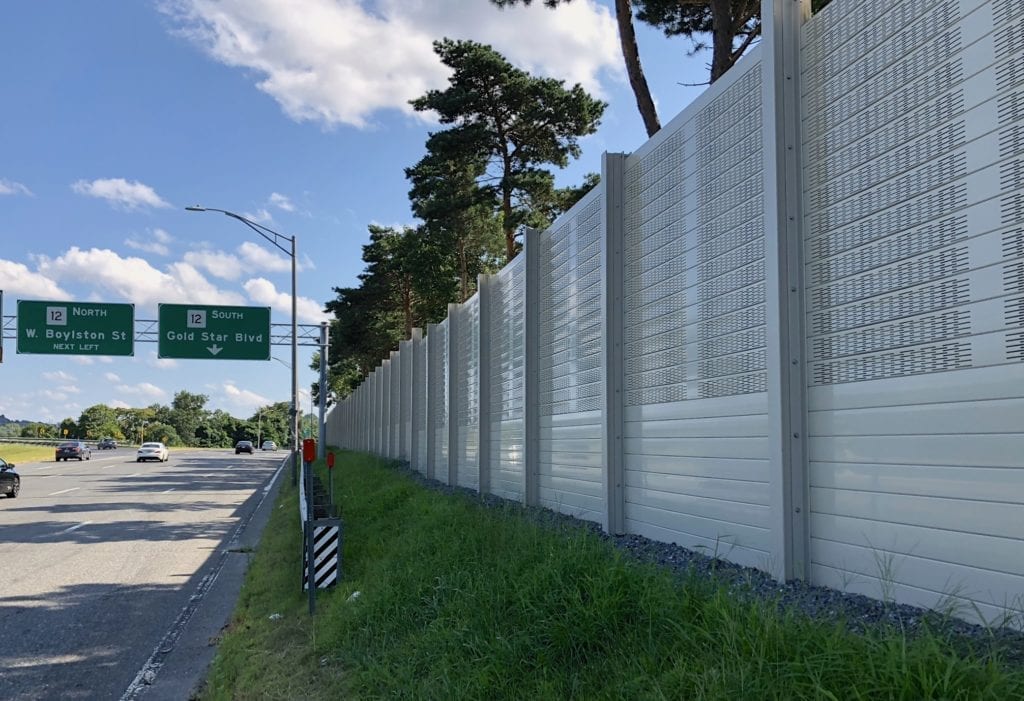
[809,483,1024,507]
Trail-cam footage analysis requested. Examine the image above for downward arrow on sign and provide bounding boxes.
[207,344,223,356]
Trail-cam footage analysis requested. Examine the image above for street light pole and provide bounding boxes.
[186,205,300,483]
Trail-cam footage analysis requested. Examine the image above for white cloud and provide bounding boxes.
[244,208,273,224]
[125,228,173,256]
[109,399,132,409]
[238,241,292,273]
[105,372,121,382]
[243,277,328,324]
[71,178,170,210]
[184,240,305,280]
[182,247,242,281]
[269,192,294,211]
[116,382,166,399]
[43,370,75,382]
[148,351,179,369]
[0,179,32,196]
[221,382,270,414]
[41,389,70,402]
[0,259,71,299]
[34,247,246,311]
[163,0,619,129]
[68,356,112,365]
[57,384,81,394]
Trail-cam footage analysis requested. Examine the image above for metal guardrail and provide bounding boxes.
[0,437,136,447]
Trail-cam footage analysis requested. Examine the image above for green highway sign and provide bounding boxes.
[158,304,271,360]
[17,300,134,356]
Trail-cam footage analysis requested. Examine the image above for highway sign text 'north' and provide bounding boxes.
[17,300,134,356]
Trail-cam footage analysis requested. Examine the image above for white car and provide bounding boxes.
[261,441,277,451]
[137,442,169,462]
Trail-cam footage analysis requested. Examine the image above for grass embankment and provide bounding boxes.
[201,452,1023,700]
[0,444,58,464]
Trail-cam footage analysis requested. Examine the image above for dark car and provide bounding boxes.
[235,440,255,455]
[0,458,19,498]
[98,438,117,450]
[56,441,92,462]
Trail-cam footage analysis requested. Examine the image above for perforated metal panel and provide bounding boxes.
[618,54,772,569]
[802,0,1024,624]
[454,296,480,490]
[430,320,449,474]
[536,188,605,521]
[488,255,526,500]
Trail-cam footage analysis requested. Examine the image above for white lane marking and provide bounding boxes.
[162,488,175,494]
[128,473,140,478]
[48,487,80,496]
[59,521,91,534]
[264,458,286,495]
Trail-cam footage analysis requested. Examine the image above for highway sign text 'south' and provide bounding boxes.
[158,304,271,360]
[17,300,134,356]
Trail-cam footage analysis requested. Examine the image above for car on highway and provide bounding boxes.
[235,440,255,455]
[56,441,92,462]
[98,438,118,450]
[136,442,169,462]
[261,440,277,451]
[0,458,19,498]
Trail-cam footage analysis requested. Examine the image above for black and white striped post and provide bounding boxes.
[303,520,341,590]
[300,439,341,615]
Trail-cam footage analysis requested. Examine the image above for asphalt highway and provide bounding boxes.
[0,447,285,700]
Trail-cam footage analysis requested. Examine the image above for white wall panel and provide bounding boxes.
[453,296,481,490]
[537,190,605,523]
[400,338,412,460]
[413,333,429,473]
[620,51,772,569]
[390,352,400,459]
[430,319,450,479]
[488,255,526,500]
[802,0,1024,621]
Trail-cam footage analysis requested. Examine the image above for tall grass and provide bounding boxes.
[200,452,1023,700]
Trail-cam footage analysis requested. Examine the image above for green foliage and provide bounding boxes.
[325,224,459,396]
[77,404,121,440]
[169,390,208,445]
[16,422,57,438]
[248,402,291,446]
[410,38,605,261]
[406,149,504,302]
[58,417,78,439]
[141,421,180,446]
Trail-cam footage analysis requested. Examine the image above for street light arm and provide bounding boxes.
[186,202,302,486]
[185,205,294,257]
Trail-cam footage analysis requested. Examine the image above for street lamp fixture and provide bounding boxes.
[185,205,300,479]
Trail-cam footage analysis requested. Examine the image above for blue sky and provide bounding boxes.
[0,0,711,423]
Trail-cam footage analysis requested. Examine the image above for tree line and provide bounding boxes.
[14,390,292,448]
[319,2,831,400]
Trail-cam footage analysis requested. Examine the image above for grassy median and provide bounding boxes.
[199,451,1023,700]
[0,443,58,464]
